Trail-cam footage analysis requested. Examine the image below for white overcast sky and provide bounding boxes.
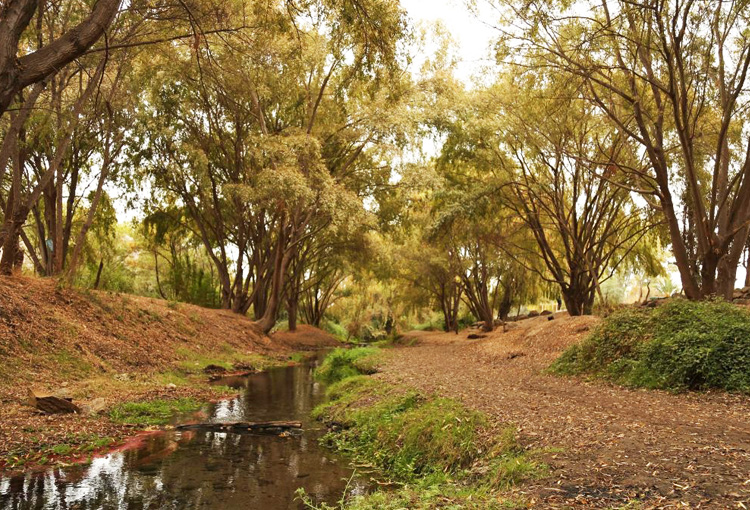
[400,0,499,82]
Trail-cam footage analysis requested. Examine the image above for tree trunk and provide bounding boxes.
[255,236,293,334]
[0,0,121,116]
[287,294,298,332]
[93,259,104,289]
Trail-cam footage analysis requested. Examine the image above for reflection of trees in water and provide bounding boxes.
[0,365,358,510]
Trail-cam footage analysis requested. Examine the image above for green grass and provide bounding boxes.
[109,398,202,426]
[314,347,380,384]
[303,371,544,509]
[551,299,750,392]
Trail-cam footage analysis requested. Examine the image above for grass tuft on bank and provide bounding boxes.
[551,299,750,392]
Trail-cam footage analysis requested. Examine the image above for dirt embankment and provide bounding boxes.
[385,314,750,509]
[0,276,339,472]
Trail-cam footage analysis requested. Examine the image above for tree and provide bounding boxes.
[498,76,661,315]
[495,0,750,299]
[136,0,409,333]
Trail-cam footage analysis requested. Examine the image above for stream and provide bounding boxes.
[0,357,366,509]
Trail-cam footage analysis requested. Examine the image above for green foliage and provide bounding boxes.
[314,348,380,384]
[552,300,750,392]
[109,398,202,426]
[322,320,349,341]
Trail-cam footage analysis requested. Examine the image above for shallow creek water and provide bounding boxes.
[0,359,366,509]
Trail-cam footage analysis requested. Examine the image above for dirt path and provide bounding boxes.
[378,316,750,509]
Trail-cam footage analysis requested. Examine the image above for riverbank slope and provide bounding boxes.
[0,276,339,471]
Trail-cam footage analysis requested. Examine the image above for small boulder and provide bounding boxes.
[528,310,540,318]
[165,383,177,390]
[82,397,107,416]
[540,310,552,316]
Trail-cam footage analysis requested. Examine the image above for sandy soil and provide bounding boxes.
[379,315,750,509]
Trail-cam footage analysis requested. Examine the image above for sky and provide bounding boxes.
[400,0,499,82]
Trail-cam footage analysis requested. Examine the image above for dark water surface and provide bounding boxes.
[0,360,364,509]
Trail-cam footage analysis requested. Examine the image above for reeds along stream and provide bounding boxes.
[0,358,367,510]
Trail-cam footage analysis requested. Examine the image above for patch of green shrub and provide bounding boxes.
[314,348,380,384]
[552,299,750,392]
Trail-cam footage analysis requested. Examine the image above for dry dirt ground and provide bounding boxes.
[379,315,750,509]
[0,276,339,472]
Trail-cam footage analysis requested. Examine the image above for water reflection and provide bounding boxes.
[0,361,364,509]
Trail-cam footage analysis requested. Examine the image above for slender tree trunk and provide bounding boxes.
[93,258,104,289]
[64,146,112,279]
[287,296,298,332]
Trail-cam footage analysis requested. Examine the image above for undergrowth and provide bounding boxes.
[552,299,750,392]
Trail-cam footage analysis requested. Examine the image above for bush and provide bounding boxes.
[314,347,380,384]
[552,299,750,392]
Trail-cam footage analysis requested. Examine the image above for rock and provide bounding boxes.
[82,397,107,416]
[165,383,177,390]
[28,389,81,414]
[507,351,525,360]
[528,310,540,318]
[115,373,130,382]
[547,315,555,321]
[540,310,552,316]
[503,322,520,332]
[54,387,73,400]
[467,334,487,339]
